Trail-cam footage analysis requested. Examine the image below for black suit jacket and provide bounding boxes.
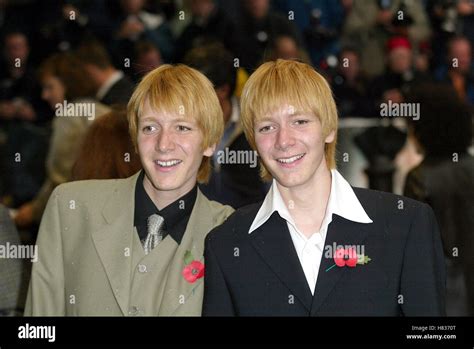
[202,188,446,316]
[100,76,134,106]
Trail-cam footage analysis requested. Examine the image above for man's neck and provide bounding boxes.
[142,175,194,210]
[277,166,332,237]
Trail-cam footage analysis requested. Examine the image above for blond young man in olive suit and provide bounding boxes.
[25,65,234,316]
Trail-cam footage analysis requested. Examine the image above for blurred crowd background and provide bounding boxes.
[0,0,472,316]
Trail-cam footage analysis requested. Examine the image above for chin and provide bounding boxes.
[279,179,305,189]
[271,171,307,188]
[150,179,183,192]
[144,170,175,190]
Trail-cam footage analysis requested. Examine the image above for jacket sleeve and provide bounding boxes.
[24,186,66,316]
[400,203,446,316]
[202,233,236,316]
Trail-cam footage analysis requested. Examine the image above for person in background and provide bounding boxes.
[175,0,241,62]
[0,31,49,124]
[369,36,431,115]
[184,43,267,208]
[456,0,474,44]
[404,83,474,316]
[435,35,474,105]
[132,40,163,83]
[264,34,311,63]
[76,41,135,107]
[331,46,372,117]
[273,0,351,67]
[0,1,35,42]
[14,52,110,229]
[108,0,174,65]
[0,31,51,208]
[235,0,302,71]
[427,0,474,69]
[342,0,431,78]
[72,109,141,181]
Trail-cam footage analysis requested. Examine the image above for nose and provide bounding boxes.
[155,129,174,153]
[275,125,295,151]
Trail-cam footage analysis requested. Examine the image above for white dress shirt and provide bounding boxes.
[249,170,373,294]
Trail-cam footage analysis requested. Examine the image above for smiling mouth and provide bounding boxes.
[276,153,305,164]
[154,159,182,167]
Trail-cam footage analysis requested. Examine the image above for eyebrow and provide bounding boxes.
[139,116,195,124]
[256,112,311,123]
[173,118,194,123]
[255,117,275,123]
[139,117,157,123]
[288,110,312,117]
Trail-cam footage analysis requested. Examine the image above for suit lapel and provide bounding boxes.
[250,212,313,312]
[160,190,217,315]
[311,213,375,315]
[91,172,140,315]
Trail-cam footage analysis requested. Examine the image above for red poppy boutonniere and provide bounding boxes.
[325,247,371,272]
[182,250,204,283]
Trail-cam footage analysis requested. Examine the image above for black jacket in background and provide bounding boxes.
[99,75,135,107]
[405,155,474,316]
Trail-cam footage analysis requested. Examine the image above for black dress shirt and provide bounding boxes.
[134,171,197,245]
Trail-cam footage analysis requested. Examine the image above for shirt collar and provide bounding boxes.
[134,170,197,244]
[96,70,124,101]
[248,169,372,234]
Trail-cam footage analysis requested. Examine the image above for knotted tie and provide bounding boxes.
[143,214,165,255]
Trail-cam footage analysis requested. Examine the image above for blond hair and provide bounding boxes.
[240,59,338,181]
[127,64,223,183]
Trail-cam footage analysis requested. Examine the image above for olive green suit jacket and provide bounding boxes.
[24,172,234,316]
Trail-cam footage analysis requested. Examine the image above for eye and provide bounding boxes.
[294,119,309,125]
[177,125,191,132]
[142,125,157,134]
[258,125,274,133]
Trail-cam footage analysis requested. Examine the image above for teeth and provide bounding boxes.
[277,154,304,164]
[156,160,181,167]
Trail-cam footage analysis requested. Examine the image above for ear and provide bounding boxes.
[325,130,335,144]
[203,143,216,157]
